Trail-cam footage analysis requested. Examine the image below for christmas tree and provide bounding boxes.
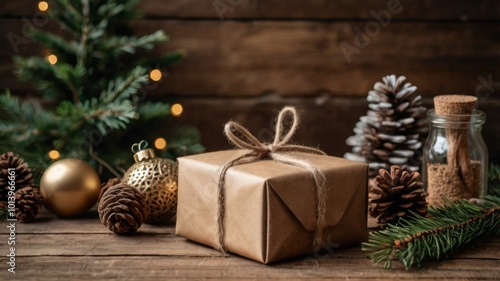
[0,0,204,180]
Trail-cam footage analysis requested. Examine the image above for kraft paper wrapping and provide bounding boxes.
[175,150,368,264]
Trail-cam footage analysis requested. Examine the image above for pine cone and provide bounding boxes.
[98,183,146,234]
[369,165,427,225]
[0,152,35,202]
[344,75,428,178]
[15,186,43,223]
[98,178,122,202]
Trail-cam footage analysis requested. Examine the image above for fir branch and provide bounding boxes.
[49,0,83,35]
[137,101,170,120]
[101,31,168,56]
[489,163,500,197]
[84,98,138,136]
[13,56,75,100]
[30,30,79,63]
[100,66,148,103]
[362,196,500,270]
[53,62,86,103]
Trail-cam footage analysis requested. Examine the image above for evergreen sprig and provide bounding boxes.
[489,163,500,197]
[362,196,500,270]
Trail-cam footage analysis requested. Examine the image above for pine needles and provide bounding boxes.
[489,163,500,197]
[362,196,500,270]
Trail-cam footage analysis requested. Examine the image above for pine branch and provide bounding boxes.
[30,30,79,63]
[362,196,500,270]
[137,101,170,120]
[489,163,500,197]
[100,66,148,103]
[102,31,168,56]
[0,91,66,176]
[84,98,138,136]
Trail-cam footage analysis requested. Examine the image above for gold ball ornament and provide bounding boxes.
[123,140,178,224]
[40,158,101,217]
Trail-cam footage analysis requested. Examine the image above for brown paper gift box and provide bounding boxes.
[175,149,368,264]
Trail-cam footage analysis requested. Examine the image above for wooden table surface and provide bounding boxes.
[1,208,499,280]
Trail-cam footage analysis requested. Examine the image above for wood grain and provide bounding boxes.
[1,0,500,20]
[1,19,499,98]
[0,208,499,280]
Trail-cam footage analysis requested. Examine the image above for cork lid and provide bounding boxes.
[434,95,477,115]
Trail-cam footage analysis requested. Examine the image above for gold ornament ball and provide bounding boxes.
[123,148,178,224]
[40,158,101,217]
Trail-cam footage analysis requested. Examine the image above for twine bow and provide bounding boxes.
[217,106,327,255]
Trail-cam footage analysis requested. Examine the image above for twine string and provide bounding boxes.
[217,106,327,255]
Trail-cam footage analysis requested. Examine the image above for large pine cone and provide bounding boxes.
[369,165,427,225]
[98,183,146,234]
[0,152,35,202]
[344,75,428,178]
[15,186,43,222]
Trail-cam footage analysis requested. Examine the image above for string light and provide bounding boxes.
[149,69,162,81]
[154,138,167,150]
[48,150,60,160]
[47,54,58,65]
[170,103,183,117]
[38,1,49,12]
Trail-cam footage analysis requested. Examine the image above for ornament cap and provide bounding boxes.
[133,148,156,162]
[131,140,156,162]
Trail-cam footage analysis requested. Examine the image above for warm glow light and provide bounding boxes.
[38,1,49,11]
[149,69,162,81]
[48,150,60,160]
[171,103,183,117]
[47,54,58,65]
[154,138,167,150]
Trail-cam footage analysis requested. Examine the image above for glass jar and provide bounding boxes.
[422,109,488,207]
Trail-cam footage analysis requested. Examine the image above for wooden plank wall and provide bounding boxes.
[1,0,499,162]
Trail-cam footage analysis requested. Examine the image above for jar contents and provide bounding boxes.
[427,161,481,205]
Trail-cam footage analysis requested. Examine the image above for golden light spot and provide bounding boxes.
[48,150,60,160]
[47,54,58,65]
[149,69,162,81]
[38,1,49,11]
[154,138,167,150]
[171,103,183,117]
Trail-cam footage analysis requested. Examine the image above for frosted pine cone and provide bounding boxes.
[344,75,427,178]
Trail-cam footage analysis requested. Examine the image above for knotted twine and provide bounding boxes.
[217,106,327,255]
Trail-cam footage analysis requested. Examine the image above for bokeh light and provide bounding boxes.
[48,150,60,160]
[38,1,49,11]
[171,103,183,117]
[47,54,58,65]
[154,138,167,150]
[149,69,162,81]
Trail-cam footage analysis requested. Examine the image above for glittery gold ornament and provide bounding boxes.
[40,158,101,217]
[122,141,178,224]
